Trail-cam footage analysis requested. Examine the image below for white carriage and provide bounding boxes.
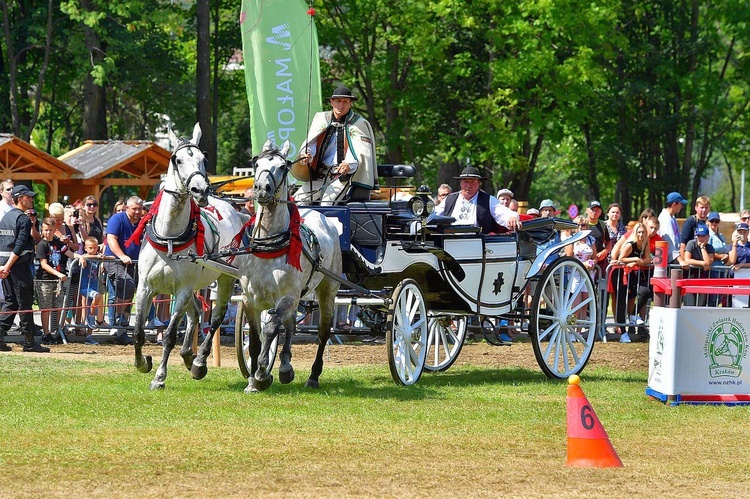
[233,164,598,386]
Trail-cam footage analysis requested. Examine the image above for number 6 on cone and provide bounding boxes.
[566,376,623,468]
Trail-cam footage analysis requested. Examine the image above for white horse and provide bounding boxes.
[132,123,249,390]
[236,140,342,392]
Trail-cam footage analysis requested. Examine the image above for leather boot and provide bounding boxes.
[23,332,50,353]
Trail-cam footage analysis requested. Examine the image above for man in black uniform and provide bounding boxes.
[0,185,49,352]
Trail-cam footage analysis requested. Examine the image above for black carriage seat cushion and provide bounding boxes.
[348,202,387,248]
[348,185,371,202]
[377,164,416,179]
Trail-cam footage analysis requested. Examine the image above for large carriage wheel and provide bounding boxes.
[386,279,429,385]
[424,314,467,372]
[529,257,597,379]
[235,306,278,380]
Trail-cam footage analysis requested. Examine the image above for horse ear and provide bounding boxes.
[192,122,202,145]
[262,139,274,152]
[280,140,291,158]
[168,126,178,148]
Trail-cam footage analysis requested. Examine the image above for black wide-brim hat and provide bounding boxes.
[454,166,487,180]
[330,86,358,101]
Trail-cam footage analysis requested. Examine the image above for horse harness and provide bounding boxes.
[164,139,210,197]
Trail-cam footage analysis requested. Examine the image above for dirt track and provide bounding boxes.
[9,338,650,374]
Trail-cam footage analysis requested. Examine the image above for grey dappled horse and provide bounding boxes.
[236,139,342,392]
[133,123,248,390]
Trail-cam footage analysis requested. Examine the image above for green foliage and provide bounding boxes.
[2,0,750,214]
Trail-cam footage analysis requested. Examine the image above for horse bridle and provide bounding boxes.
[252,150,292,203]
[166,139,210,196]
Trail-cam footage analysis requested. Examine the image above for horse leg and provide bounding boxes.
[306,288,336,389]
[275,297,297,384]
[133,287,155,374]
[248,309,279,392]
[192,276,233,380]
[149,292,191,390]
[278,319,296,384]
[179,294,200,370]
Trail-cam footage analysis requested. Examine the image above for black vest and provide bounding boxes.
[0,208,33,265]
[442,191,502,234]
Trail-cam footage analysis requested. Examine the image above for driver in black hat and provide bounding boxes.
[434,167,521,233]
[294,86,376,205]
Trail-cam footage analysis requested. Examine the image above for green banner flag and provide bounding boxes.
[240,0,322,156]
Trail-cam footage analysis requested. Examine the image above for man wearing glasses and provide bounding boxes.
[0,179,15,217]
[433,166,521,234]
[103,196,144,345]
[435,184,452,206]
[0,185,49,352]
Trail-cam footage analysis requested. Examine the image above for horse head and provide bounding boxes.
[166,123,211,207]
[252,139,291,206]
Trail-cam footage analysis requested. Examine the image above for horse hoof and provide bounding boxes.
[191,363,207,380]
[135,355,153,373]
[150,381,165,391]
[305,378,320,389]
[182,354,195,371]
[250,374,274,392]
[279,367,295,384]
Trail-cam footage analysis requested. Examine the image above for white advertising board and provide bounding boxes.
[648,306,750,396]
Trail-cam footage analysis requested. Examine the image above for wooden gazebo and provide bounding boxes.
[0,134,81,201]
[58,140,172,201]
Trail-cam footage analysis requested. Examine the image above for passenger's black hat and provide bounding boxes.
[330,86,358,101]
[453,166,487,180]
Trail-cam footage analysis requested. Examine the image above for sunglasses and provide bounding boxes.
[742,216,750,221]
[86,203,98,207]
[3,188,12,192]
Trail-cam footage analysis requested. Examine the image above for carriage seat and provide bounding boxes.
[343,164,415,203]
[377,164,416,179]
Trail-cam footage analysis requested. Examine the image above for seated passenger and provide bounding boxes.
[433,167,521,234]
[293,86,376,205]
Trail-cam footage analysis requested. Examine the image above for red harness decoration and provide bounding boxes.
[126,190,206,256]
[231,201,303,271]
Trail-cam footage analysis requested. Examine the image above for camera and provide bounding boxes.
[73,209,79,219]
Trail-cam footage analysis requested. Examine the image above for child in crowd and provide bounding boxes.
[36,217,84,344]
[79,237,110,340]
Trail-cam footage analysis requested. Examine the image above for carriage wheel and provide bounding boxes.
[386,279,428,385]
[235,306,278,380]
[424,314,467,372]
[529,256,597,379]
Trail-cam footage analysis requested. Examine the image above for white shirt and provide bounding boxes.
[305,126,358,173]
[434,192,518,229]
[0,200,13,219]
[657,208,680,262]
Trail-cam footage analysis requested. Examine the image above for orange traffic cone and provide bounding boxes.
[566,374,623,468]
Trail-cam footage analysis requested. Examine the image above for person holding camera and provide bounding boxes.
[47,202,80,252]
[728,222,750,269]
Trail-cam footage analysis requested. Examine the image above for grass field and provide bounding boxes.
[1,352,749,498]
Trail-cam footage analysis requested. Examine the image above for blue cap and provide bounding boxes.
[707,211,720,222]
[736,222,749,231]
[694,224,709,236]
[666,192,688,205]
